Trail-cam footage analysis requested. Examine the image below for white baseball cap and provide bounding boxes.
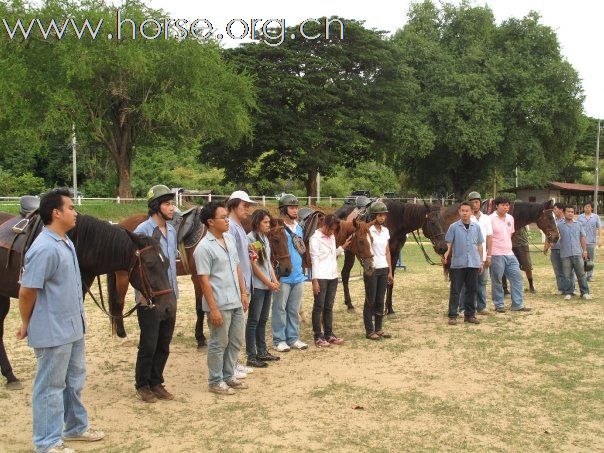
[228,190,257,204]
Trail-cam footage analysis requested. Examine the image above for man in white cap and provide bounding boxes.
[227,190,257,374]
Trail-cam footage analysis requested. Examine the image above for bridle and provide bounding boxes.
[268,226,291,277]
[130,245,174,309]
[412,210,446,266]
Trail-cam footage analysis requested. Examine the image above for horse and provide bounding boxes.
[0,213,177,389]
[108,208,293,348]
[335,200,449,313]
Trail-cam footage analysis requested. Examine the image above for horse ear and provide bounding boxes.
[123,228,145,248]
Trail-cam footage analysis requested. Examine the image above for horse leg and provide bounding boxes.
[0,296,21,389]
[341,250,355,310]
[386,240,403,315]
[192,276,207,348]
[107,271,129,338]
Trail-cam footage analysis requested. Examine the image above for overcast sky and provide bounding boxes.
[147,0,604,119]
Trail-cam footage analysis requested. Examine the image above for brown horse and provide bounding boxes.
[0,213,176,389]
[335,200,448,313]
[108,208,293,348]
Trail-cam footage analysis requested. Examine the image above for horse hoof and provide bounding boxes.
[197,340,207,349]
[6,380,24,391]
[346,306,356,312]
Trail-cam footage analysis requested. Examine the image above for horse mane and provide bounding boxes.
[512,201,544,225]
[386,201,430,235]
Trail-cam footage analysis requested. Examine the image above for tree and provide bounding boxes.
[1,0,256,197]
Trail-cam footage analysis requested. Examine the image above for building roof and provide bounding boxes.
[503,181,604,194]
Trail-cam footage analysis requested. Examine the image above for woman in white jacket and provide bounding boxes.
[309,215,351,347]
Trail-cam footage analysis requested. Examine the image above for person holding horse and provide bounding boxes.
[309,214,352,347]
[444,202,484,325]
[489,196,531,313]
[133,185,179,403]
[559,205,591,300]
[245,209,281,366]
[511,225,535,293]
[544,202,574,294]
[272,194,308,352]
[16,188,105,453]
[195,202,249,395]
[226,191,257,376]
[364,201,393,340]
[577,202,600,281]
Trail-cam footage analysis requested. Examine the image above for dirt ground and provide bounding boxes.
[0,245,602,452]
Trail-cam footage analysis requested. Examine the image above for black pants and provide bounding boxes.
[312,278,339,339]
[449,268,478,318]
[246,288,272,357]
[363,267,388,334]
[135,304,176,389]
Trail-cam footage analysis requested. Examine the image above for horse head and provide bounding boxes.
[423,205,448,256]
[268,219,292,278]
[537,208,560,244]
[124,230,177,320]
[341,219,375,276]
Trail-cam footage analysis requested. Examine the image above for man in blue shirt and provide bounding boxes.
[17,188,104,453]
[272,194,308,352]
[194,202,249,395]
[133,185,179,403]
[559,205,591,300]
[443,202,484,325]
[577,202,601,281]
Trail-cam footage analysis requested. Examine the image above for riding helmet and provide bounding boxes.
[467,191,481,201]
[584,259,595,273]
[279,193,299,208]
[369,201,388,214]
[147,185,174,206]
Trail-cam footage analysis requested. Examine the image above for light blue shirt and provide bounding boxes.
[194,231,242,312]
[229,217,252,294]
[247,231,273,290]
[280,222,306,284]
[134,217,179,299]
[558,220,586,258]
[577,213,601,244]
[21,228,86,348]
[445,220,484,269]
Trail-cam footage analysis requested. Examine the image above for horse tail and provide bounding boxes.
[106,272,119,336]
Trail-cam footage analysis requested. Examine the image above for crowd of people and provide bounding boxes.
[14,187,599,452]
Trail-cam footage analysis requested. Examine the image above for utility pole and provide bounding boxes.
[316,170,321,204]
[595,119,601,215]
[515,167,518,188]
[71,123,77,202]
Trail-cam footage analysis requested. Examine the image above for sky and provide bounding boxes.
[146,0,604,119]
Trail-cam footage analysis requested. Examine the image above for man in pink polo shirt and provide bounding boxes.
[489,197,531,313]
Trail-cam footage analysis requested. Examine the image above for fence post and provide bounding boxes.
[308,196,311,206]
[77,195,82,206]
[116,196,120,204]
[441,197,445,206]
[329,196,332,207]
[262,195,266,206]
[429,197,432,204]
[208,194,212,202]
[413,197,417,204]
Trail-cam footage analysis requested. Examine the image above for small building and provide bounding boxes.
[503,181,604,212]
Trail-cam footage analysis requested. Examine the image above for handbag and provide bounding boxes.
[284,225,306,255]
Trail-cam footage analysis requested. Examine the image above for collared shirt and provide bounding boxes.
[577,213,601,244]
[21,228,86,348]
[558,220,586,258]
[194,231,241,311]
[551,216,565,250]
[445,220,484,269]
[309,229,345,280]
[470,212,492,261]
[512,226,530,248]
[280,221,306,284]
[134,217,179,299]
[369,224,390,269]
[247,231,273,290]
[489,213,515,256]
[229,217,252,294]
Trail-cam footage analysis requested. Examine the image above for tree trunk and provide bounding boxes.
[305,167,318,200]
[115,154,133,199]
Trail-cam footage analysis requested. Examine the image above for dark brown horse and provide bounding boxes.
[335,200,448,313]
[0,213,177,389]
[108,209,293,348]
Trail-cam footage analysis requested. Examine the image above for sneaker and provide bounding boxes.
[257,351,280,361]
[494,307,506,313]
[557,290,564,295]
[234,370,247,380]
[209,382,235,395]
[375,331,391,339]
[151,384,174,400]
[477,309,490,316]
[327,334,345,345]
[236,362,253,374]
[47,445,75,453]
[290,340,308,350]
[582,294,592,300]
[464,317,480,324]
[274,341,291,352]
[314,338,331,347]
[448,318,457,326]
[226,378,249,389]
[136,386,158,403]
[63,428,105,442]
[510,307,532,312]
[564,294,572,300]
[246,356,268,368]
[366,332,381,340]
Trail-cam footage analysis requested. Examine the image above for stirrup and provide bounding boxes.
[11,218,29,234]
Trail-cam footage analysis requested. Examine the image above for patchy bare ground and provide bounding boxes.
[1,245,602,452]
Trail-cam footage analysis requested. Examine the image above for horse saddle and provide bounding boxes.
[481,199,494,215]
[170,207,206,275]
[300,210,325,269]
[0,210,43,269]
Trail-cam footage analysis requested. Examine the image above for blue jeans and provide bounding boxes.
[561,256,590,295]
[586,244,596,279]
[207,307,244,387]
[490,255,524,309]
[551,249,574,292]
[271,281,304,346]
[33,338,88,453]
[460,267,489,311]
[246,289,272,357]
